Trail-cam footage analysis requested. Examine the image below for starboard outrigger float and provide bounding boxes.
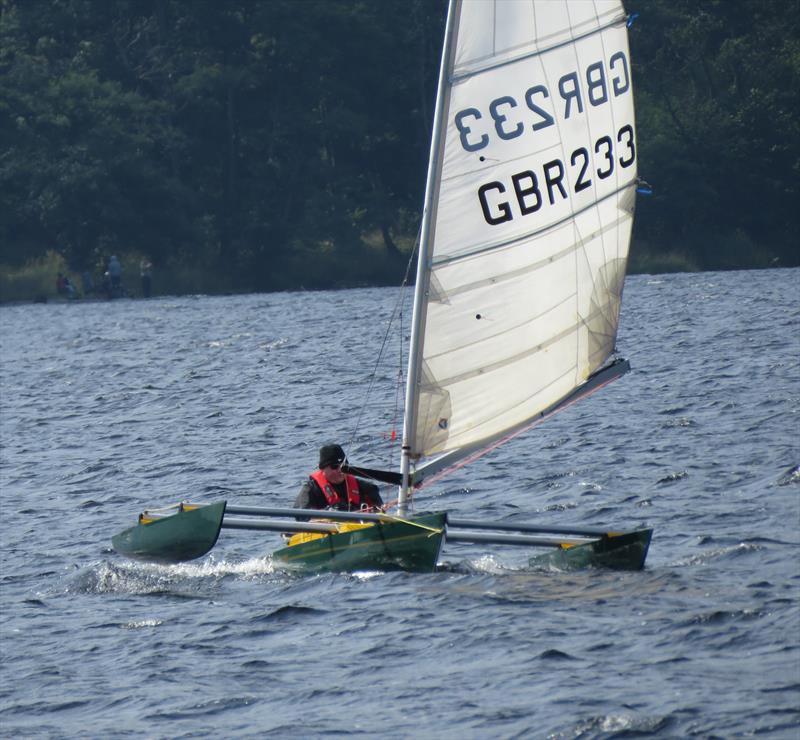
[112,0,652,574]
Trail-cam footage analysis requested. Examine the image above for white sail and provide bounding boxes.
[403,0,637,474]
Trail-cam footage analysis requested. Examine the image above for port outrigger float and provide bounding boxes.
[111,501,652,573]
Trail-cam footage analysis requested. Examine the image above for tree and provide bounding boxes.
[630,0,800,267]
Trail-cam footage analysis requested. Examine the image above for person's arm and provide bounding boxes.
[360,480,384,510]
[293,478,326,519]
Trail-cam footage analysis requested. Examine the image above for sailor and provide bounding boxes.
[294,444,383,514]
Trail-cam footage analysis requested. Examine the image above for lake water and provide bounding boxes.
[1,268,798,738]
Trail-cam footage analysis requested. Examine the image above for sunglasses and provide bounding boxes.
[325,462,342,470]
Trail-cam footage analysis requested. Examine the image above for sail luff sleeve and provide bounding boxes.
[400,0,462,506]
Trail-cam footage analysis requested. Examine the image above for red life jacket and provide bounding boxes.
[310,470,367,510]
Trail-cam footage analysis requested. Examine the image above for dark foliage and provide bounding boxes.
[1,0,797,291]
[629,0,800,269]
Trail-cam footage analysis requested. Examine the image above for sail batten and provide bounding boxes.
[452,2,626,71]
[422,311,578,387]
[450,10,628,84]
[401,0,637,484]
[430,179,637,270]
[413,358,632,483]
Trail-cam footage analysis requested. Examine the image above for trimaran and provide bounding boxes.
[112,0,652,573]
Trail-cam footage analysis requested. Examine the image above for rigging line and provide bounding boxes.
[388,302,405,460]
[373,512,443,534]
[347,228,422,462]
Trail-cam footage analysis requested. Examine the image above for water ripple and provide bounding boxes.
[1,271,799,737]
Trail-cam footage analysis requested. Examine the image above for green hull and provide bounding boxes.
[529,528,653,571]
[110,500,650,573]
[111,501,227,563]
[272,512,447,574]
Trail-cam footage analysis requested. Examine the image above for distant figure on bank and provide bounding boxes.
[81,270,94,296]
[108,255,122,297]
[56,272,75,297]
[140,258,152,298]
[294,444,384,513]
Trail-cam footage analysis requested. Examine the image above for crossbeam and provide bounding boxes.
[447,517,615,538]
[445,530,599,549]
[225,505,621,539]
[222,518,339,534]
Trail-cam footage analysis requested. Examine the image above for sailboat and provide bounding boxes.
[112,0,651,573]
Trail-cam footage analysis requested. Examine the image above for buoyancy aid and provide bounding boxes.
[310,470,367,510]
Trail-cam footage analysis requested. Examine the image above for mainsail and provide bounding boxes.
[400,0,638,508]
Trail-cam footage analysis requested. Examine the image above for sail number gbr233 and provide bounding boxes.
[474,124,636,227]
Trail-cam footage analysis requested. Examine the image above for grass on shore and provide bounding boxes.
[0,250,232,302]
[627,246,700,274]
[0,251,80,303]
[0,242,788,304]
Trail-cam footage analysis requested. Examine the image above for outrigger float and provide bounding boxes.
[111,501,652,573]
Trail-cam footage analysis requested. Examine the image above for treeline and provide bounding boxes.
[630,0,799,272]
[1,0,797,296]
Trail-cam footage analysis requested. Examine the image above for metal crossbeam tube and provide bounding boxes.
[445,530,599,549]
[447,518,614,538]
[221,518,339,534]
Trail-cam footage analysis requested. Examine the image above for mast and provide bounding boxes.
[398,0,460,516]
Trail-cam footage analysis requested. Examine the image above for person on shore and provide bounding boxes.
[81,270,94,296]
[56,273,75,297]
[294,444,384,513]
[140,258,152,298]
[108,256,122,297]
